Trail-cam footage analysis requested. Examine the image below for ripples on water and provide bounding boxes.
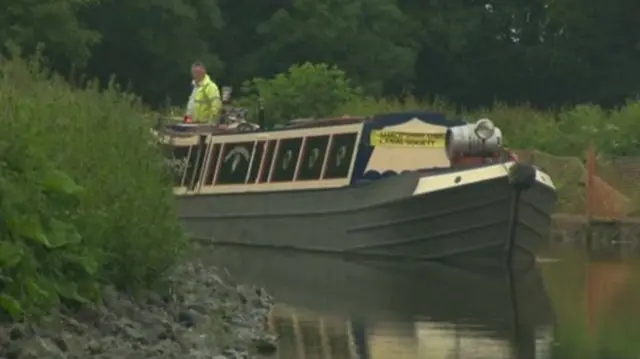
[197,245,640,359]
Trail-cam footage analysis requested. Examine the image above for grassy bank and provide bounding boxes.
[0,57,184,318]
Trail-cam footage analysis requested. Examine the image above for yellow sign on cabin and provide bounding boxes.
[370,130,445,148]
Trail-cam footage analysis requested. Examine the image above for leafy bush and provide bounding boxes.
[0,56,184,317]
[238,62,362,125]
[0,141,97,318]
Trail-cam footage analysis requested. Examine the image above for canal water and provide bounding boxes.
[200,246,640,359]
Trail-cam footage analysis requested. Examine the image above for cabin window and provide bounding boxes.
[202,143,222,186]
[272,138,303,182]
[190,136,209,189]
[247,141,266,183]
[216,141,254,185]
[258,141,276,183]
[324,133,357,179]
[170,145,191,186]
[297,135,330,181]
[172,135,208,189]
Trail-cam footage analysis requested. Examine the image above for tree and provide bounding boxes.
[242,0,419,96]
[77,0,224,105]
[0,0,100,67]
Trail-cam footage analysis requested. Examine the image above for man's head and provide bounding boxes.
[191,62,206,82]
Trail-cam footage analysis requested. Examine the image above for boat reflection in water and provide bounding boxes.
[200,248,555,359]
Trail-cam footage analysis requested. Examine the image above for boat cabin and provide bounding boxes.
[156,112,507,195]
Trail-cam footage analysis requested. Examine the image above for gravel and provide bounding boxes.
[0,260,277,359]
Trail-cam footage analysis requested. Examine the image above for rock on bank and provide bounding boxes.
[0,260,276,359]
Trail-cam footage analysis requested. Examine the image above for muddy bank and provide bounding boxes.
[0,260,276,359]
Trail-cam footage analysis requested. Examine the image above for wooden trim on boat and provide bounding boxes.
[173,187,187,195]
[187,136,206,190]
[256,140,271,184]
[267,139,282,183]
[158,132,202,147]
[319,135,334,180]
[179,145,195,187]
[199,140,217,187]
[212,142,225,185]
[172,122,364,195]
[245,141,258,184]
[411,162,555,196]
[207,123,362,143]
[347,129,364,180]
[195,178,349,194]
[292,136,308,181]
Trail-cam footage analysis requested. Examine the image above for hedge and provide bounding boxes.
[0,57,184,318]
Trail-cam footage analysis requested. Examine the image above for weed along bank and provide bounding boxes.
[0,58,274,359]
[156,111,557,266]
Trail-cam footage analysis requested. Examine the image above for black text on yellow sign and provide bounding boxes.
[370,130,445,148]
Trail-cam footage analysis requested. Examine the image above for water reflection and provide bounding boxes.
[541,246,639,358]
[199,248,555,358]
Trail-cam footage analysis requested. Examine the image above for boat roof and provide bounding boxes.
[157,111,468,140]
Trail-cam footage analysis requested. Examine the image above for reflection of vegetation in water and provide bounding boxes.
[541,249,640,358]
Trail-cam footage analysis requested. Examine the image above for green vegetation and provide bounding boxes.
[3,0,639,160]
[3,0,639,112]
[0,56,184,318]
[238,64,640,213]
[241,64,640,157]
[238,63,362,121]
[1,0,639,323]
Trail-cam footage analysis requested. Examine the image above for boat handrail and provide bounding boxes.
[285,116,366,129]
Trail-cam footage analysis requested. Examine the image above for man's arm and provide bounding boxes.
[203,82,222,122]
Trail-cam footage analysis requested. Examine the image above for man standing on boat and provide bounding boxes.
[184,62,222,124]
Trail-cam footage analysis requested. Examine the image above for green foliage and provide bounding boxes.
[2,0,640,110]
[253,92,640,211]
[247,0,418,95]
[239,63,362,125]
[77,0,224,105]
[0,0,100,67]
[0,56,185,315]
[236,67,640,158]
[0,141,98,318]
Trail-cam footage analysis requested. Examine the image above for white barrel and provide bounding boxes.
[445,121,503,159]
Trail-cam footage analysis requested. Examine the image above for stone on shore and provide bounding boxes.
[0,260,277,359]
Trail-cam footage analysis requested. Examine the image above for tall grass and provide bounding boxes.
[0,57,184,317]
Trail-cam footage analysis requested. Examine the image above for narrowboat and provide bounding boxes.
[155,111,557,264]
[193,247,554,358]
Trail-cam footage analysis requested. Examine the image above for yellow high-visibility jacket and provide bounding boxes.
[188,75,222,123]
